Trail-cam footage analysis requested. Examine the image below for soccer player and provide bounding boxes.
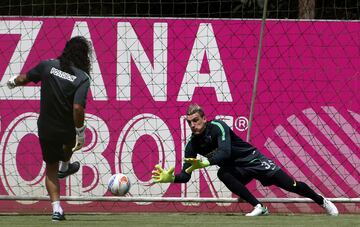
[7,36,92,221]
[152,104,339,216]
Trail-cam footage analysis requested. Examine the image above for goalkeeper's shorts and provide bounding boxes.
[231,150,281,186]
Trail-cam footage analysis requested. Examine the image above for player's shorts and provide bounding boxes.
[39,138,74,164]
[231,150,281,186]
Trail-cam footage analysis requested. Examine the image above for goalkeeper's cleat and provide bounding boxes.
[58,161,80,179]
[322,198,339,216]
[52,212,66,221]
[245,204,269,217]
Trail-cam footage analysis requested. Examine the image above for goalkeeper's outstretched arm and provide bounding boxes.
[151,165,175,183]
[151,163,192,183]
[173,166,192,183]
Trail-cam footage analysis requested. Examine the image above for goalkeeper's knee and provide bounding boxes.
[290,180,299,191]
[289,180,309,193]
[281,180,301,193]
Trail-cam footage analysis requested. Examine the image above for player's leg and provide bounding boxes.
[45,162,60,202]
[217,167,257,205]
[270,169,323,203]
[217,167,268,216]
[58,140,80,179]
[45,162,65,221]
[271,169,338,216]
[40,139,66,221]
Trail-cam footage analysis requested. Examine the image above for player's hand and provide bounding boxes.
[152,164,175,183]
[184,158,210,174]
[72,125,86,151]
[7,76,17,89]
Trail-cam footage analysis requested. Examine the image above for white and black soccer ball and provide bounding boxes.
[107,173,131,196]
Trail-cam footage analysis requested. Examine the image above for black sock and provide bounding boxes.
[273,170,324,205]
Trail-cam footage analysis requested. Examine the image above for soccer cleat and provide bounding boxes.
[52,212,66,221]
[58,161,80,179]
[322,198,339,216]
[245,204,269,216]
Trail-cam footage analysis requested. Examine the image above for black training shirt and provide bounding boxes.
[174,119,256,183]
[26,59,90,141]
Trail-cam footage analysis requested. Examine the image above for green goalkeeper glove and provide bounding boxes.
[151,164,175,183]
[184,158,210,174]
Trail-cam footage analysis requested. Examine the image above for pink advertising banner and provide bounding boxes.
[0,17,359,214]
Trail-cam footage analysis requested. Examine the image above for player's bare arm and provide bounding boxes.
[73,104,85,128]
[72,103,86,152]
[7,74,30,88]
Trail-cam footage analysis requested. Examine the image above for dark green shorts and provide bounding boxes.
[232,150,281,186]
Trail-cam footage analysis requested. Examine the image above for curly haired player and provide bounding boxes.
[7,36,92,221]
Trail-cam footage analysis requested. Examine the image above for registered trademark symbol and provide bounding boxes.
[235,116,248,131]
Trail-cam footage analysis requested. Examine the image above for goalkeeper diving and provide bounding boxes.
[152,104,339,216]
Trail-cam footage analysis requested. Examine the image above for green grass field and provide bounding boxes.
[0,213,359,227]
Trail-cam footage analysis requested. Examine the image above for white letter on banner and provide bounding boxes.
[67,113,112,204]
[115,114,176,205]
[0,20,42,100]
[177,23,232,102]
[180,115,232,206]
[117,22,168,101]
[0,113,46,204]
[71,21,108,101]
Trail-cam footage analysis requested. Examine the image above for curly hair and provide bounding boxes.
[59,36,92,76]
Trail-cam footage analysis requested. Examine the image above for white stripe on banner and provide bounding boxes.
[322,106,360,148]
[275,125,346,197]
[265,138,313,212]
[287,116,359,192]
[348,110,360,124]
[303,108,360,172]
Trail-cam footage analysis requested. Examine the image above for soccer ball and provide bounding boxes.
[107,173,131,196]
